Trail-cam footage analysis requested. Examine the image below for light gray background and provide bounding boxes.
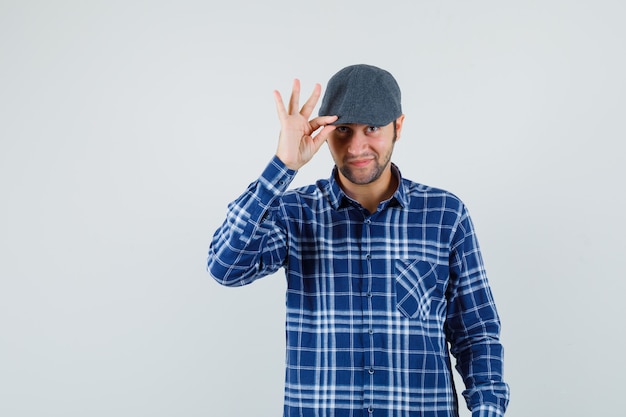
[1,1,624,416]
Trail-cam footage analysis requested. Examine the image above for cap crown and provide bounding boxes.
[319,64,402,126]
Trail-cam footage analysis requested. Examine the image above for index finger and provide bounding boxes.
[309,115,338,131]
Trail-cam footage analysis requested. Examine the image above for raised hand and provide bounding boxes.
[274,79,338,170]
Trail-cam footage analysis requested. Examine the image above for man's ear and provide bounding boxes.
[395,114,406,141]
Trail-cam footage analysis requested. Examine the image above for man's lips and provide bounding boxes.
[346,156,375,167]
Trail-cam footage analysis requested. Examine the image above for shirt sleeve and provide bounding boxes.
[445,205,511,416]
[207,156,297,286]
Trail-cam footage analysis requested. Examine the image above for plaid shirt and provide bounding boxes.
[208,157,510,417]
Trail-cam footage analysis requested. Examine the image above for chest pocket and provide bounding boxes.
[395,259,444,321]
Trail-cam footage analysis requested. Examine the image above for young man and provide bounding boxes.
[208,64,510,417]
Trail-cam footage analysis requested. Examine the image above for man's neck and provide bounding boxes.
[337,167,398,214]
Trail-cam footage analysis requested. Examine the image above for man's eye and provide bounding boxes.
[336,126,350,134]
[367,126,379,133]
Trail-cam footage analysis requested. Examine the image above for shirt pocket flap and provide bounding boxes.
[395,259,440,320]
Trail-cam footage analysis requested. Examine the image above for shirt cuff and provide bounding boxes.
[472,404,505,417]
[258,156,297,195]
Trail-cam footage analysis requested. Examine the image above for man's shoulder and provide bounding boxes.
[400,177,465,211]
[277,180,329,205]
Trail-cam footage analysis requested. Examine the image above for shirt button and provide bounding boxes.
[364,219,371,224]
[366,292,372,298]
[368,405,374,413]
[368,367,374,374]
[365,254,371,260]
[368,328,374,335]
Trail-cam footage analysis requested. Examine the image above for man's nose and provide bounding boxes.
[347,131,368,154]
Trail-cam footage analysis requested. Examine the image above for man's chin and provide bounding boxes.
[340,167,382,186]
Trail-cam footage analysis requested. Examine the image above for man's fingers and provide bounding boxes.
[279,79,325,119]
[288,78,300,115]
[313,124,337,144]
[273,90,287,120]
[309,115,338,131]
[276,80,334,149]
[310,124,336,151]
[300,83,321,119]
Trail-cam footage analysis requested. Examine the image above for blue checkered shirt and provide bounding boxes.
[208,157,510,417]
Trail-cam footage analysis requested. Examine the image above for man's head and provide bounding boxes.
[319,64,405,190]
[318,64,402,126]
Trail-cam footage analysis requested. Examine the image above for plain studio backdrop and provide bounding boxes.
[1,1,624,416]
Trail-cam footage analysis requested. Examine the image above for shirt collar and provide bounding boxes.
[324,163,409,211]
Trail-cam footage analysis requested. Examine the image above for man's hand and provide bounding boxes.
[274,79,338,170]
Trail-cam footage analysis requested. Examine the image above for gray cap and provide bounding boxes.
[318,64,402,126]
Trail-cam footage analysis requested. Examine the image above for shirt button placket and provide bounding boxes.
[362,216,375,414]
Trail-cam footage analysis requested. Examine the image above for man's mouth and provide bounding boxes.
[346,156,375,168]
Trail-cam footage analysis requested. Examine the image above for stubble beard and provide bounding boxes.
[339,144,394,185]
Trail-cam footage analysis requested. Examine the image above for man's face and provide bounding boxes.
[327,116,404,186]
